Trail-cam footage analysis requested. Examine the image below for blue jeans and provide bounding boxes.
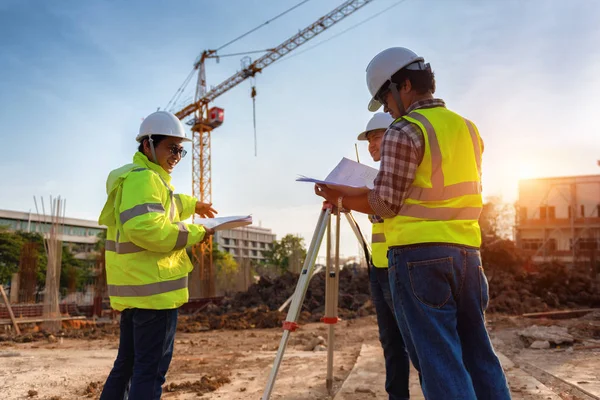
[388,244,511,400]
[100,308,178,400]
[370,266,411,400]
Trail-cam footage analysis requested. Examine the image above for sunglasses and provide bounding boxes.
[169,146,187,158]
[375,81,391,108]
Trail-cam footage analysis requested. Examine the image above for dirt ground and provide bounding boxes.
[1,313,600,400]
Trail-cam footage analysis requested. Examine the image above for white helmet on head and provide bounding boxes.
[357,112,394,141]
[136,111,191,143]
[366,47,427,112]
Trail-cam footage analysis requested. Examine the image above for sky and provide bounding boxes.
[0,0,599,259]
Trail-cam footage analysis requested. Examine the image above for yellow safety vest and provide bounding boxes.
[371,222,388,268]
[384,107,483,248]
[98,152,206,311]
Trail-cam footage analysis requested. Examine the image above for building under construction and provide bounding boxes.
[515,174,600,269]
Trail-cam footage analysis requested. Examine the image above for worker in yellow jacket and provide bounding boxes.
[358,112,413,400]
[315,47,510,399]
[98,110,217,400]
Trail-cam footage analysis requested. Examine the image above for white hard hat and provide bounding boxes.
[136,111,191,143]
[366,47,426,112]
[357,113,394,141]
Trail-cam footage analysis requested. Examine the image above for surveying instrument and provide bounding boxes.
[262,201,372,399]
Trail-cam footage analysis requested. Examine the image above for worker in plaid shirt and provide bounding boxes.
[315,47,511,399]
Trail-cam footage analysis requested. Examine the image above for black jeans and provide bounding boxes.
[100,308,178,400]
[370,266,411,400]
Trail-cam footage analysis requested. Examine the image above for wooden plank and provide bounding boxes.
[0,316,87,326]
[522,308,599,319]
[0,286,21,335]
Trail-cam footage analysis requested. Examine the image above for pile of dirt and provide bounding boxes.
[0,323,119,343]
[180,267,374,332]
[164,374,231,395]
[488,262,600,314]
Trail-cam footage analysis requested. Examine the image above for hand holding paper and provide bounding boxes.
[297,157,378,196]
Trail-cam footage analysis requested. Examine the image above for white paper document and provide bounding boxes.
[195,215,253,231]
[297,157,379,195]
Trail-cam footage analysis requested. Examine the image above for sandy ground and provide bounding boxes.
[1,314,599,400]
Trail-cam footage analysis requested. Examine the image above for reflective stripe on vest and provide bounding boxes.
[401,112,482,204]
[107,167,183,254]
[371,222,388,268]
[107,275,188,297]
[372,233,386,243]
[384,107,483,248]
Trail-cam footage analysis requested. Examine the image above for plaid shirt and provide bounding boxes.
[367,98,447,218]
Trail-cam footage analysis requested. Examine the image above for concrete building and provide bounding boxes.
[515,175,600,265]
[214,225,276,263]
[0,209,105,259]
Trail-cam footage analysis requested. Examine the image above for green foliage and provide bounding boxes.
[261,234,307,273]
[0,230,47,285]
[60,246,94,294]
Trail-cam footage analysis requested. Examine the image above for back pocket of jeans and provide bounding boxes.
[407,257,453,308]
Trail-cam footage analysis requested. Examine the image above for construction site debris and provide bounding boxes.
[518,325,575,347]
[488,262,600,314]
[529,340,551,349]
[522,309,600,319]
[164,374,231,395]
[179,267,373,332]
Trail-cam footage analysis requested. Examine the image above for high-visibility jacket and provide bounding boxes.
[371,221,388,268]
[384,107,483,248]
[98,152,206,311]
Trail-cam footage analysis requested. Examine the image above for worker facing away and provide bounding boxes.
[358,112,413,400]
[98,110,217,400]
[315,47,511,399]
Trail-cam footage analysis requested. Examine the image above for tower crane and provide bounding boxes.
[173,0,375,297]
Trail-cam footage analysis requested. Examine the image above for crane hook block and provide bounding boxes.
[208,107,224,128]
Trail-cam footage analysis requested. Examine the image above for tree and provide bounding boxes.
[261,234,307,273]
[0,230,47,286]
[0,228,24,284]
[60,246,94,294]
[479,196,515,240]
[212,245,239,293]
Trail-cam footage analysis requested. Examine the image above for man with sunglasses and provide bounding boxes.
[315,48,510,399]
[99,110,217,399]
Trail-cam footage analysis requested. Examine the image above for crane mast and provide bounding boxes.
[174,0,375,297]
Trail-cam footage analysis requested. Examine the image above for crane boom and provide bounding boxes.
[175,0,374,120]
[175,0,376,299]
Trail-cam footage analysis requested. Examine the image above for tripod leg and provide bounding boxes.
[345,212,371,255]
[262,207,331,400]
[325,208,342,394]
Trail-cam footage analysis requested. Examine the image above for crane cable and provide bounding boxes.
[164,67,196,112]
[214,0,311,53]
[278,0,408,65]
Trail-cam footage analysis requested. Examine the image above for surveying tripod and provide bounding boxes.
[262,203,372,399]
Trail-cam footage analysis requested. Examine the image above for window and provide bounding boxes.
[521,239,544,250]
[260,242,266,249]
[252,241,257,248]
[251,250,257,256]
[597,204,600,217]
[224,238,230,245]
[548,206,555,219]
[568,206,572,219]
[576,238,599,250]
[539,207,547,219]
[581,205,585,217]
